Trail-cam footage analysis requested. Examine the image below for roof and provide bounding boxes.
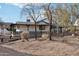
[16,19,62,27]
[37,19,49,25]
[16,22,48,26]
[16,19,49,25]
[0,22,12,25]
[16,22,35,25]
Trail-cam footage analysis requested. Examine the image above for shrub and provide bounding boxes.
[69,26,76,33]
[7,28,16,32]
[20,31,29,42]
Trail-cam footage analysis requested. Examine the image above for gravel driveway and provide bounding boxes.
[0,46,32,56]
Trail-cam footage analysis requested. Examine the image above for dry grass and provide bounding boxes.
[2,36,79,56]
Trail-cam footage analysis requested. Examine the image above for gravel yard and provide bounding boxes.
[2,36,79,56]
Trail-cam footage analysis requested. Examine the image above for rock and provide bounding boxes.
[42,34,48,40]
[71,34,75,37]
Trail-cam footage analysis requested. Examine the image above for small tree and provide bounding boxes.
[70,4,78,34]
[53,4,70,36]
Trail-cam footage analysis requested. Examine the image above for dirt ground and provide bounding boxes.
[2,36,79,56]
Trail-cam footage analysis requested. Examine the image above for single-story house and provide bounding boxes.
[0,19,66,38]
[15,20,49,32]
[11,19,64,35]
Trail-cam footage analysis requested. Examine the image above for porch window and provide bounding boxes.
[39,25,45,30]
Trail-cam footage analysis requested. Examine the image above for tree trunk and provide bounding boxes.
[62,28,64,36]
[41,26,42,37]
[49,19,52,40]
[57,26,59,36]
[49,10,52,40]
[35,22,37,40]
[49,24,52,40]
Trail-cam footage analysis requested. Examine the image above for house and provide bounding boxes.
[15,19,49,33]
[10,19,64,37]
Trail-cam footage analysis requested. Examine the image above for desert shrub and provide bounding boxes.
[69,26,76,33]
[20,31,29,42]
[7,28,16,32]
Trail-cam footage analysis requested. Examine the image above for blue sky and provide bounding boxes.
[0,3,48,23]
[0,3,49,23]
[0,3,23,23]
[0,3,66,23]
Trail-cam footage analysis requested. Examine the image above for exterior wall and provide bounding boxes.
[45,26,49,31]
[15,24,49,32]
[29,25,48,31]
[15,25,28,32]
[29,26,39,31]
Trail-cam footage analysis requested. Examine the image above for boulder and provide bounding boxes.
[42,34,48,40]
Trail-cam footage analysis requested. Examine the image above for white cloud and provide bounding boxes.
[12,3,27,8]
[11,3,46,9]
[5,3,26,8]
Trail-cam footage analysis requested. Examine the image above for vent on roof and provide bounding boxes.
[27,19,30,22]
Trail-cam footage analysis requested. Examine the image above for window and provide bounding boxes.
[39,25,45,30]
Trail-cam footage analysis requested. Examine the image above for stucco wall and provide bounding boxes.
[15,25,27,32]
[15,24,49,32]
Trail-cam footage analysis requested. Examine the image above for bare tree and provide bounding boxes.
[42,4,53,40]
[21,4,43,40]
